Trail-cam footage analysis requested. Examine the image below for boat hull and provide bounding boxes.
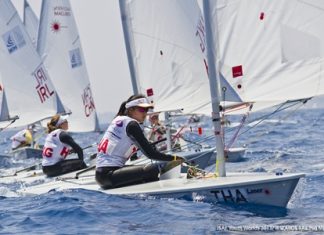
[208,147,246,164]
[18,172,304,208]
[10,147,42,159]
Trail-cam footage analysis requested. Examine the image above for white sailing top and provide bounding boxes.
[10,129,32,149]
[42,129,70,166]
[96,116,138,168]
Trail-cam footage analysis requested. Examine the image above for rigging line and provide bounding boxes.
[221,84,251,148]
[235,103,291,138]
[224,100,301,135]
[238,99,309,145]
[177,99,309,148]
[152,99,308,151]
[164,111,278,150]
[225,114,248,150]
[0,116,19,132]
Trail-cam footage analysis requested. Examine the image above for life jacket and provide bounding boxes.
[42,129,71,166]
[96,116,140,168]
[10,129,32,149]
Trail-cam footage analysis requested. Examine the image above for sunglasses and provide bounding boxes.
[136,107,149,113]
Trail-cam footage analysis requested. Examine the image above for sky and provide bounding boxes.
[12,0,133,121]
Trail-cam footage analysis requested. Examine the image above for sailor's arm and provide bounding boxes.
[126,121,179,161]
[59,132,84,160]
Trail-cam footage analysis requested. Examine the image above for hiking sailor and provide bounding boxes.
[96,94,185,189]
[147,113,167,151]
[42,115,87,177]
[10,125,34,150]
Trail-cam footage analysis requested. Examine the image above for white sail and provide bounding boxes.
[0,0,66,128]
[37,0,100,132]
[120,0,212,114]
[23,0,39,48]
[0,80,12,122]
[206,0,324,114]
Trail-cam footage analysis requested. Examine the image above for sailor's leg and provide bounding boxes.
[43,159,87,177]
[96,163,159,189]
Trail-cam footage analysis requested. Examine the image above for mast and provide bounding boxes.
[119,0,139,94]
[202,0,226,176]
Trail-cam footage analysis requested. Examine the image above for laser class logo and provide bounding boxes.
[2,26,26,54]
[69,48,82,68]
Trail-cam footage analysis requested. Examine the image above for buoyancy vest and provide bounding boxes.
[42,129,71,166]
[96,116,140,168]
[11,129,32,149]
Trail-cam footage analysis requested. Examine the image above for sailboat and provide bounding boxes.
[119,0,216,168]
[0,0,68,159]
[18,0,324,208]
[1,0,102,180]
[199,0,324,163]
[119,0,245,164]
[37,0,100,132]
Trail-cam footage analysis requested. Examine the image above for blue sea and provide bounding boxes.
[1,108,324,234]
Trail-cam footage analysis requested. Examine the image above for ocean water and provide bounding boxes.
[0,108,324,234]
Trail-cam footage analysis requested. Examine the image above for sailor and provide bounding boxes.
[42,115,87,177]
[147,113,182,151]
[147,113,167,151]
[10,125,34,150]
[96,94,185,189]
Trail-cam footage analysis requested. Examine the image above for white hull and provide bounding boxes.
[10,147,42,159]
[208,147,246,165]
[1,169,45,185]
[18,171,304,208]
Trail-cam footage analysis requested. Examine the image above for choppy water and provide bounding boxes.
[0,108,324,234]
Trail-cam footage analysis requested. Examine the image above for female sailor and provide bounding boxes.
[42,115,87,177]
[96,94,184,189]
[10,126,34,150]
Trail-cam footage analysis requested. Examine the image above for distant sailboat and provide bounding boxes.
[0,0,68,158]
[37,0,100,132]
[0,0,67,129]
